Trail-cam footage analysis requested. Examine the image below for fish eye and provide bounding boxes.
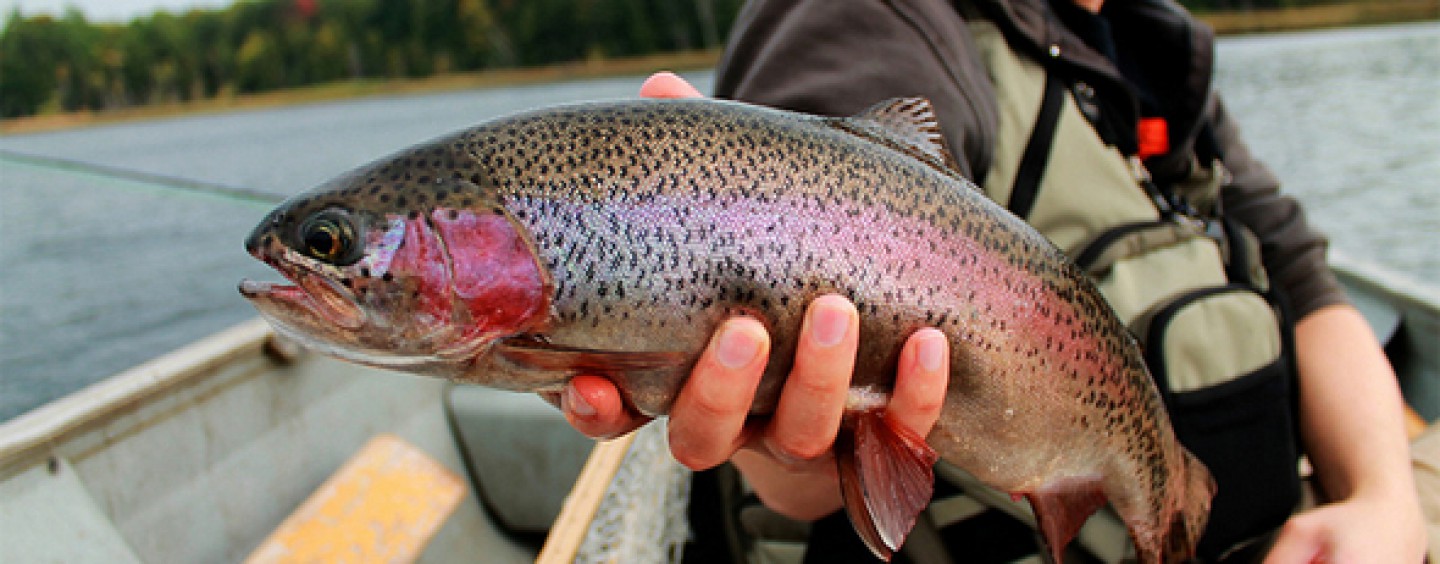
[298,209,360,265]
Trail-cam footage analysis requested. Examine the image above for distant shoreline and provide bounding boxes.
[0,49,723,136]
[3,4,1435,136]
[1201,0,1437,34]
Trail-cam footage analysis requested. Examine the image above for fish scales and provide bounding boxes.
[481,102,1167,477]
[242,98,1212,562]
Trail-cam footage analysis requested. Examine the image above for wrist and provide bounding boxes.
[732,449,844,521]
[1335,481,1422,515]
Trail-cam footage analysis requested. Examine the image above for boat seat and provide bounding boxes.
[445,385,594,534]
[246,434,467,563]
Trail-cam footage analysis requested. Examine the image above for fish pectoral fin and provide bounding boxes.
[1023,477,1108,563]
[494,336,688,374]
[835,410,939,562]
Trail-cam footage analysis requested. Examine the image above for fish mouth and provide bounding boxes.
[239,251,364,330]
[238,278,301,300]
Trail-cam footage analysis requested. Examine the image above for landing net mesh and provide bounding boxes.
[576,421,692,563]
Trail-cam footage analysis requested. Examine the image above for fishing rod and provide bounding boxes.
[0,149,284,206]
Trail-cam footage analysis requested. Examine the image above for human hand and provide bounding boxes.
[559,292,949,521]
[725,296,950,521]
[1264,492,1427,563]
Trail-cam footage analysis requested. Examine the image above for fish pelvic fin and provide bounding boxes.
[834,409,939,561]
[494,336,688,374]
[1023,477,1108,563]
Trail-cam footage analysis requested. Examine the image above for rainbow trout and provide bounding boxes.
[240,97,1213,562]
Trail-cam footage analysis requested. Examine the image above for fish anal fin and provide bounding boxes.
[839,97,963,174]
[495,336,687,374]
[835,410,939,562]
[1159,450,1215,563]
[1023,477,1108,563]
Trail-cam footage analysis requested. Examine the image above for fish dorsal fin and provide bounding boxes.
[838,97,963,175]
[835,409,939,561]
[495,335,687,375]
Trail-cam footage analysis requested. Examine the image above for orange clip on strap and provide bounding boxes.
[1137,117,1170,159]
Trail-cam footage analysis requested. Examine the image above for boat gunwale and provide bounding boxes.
[1330,252,1440,316]
[0,318,276,477]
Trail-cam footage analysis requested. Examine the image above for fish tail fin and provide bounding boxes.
[1156,450,1216,563]
[834,409,939,562]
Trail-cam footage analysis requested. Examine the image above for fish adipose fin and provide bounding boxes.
[1024,477,1108,563]
[836,97,964,175]
[835,410,939,561]
[495,336,687,374]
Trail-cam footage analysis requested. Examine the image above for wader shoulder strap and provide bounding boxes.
[1007,76,1066,218]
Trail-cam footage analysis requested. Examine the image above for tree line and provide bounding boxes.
[0,0,743,118]
[0,0,1372,119]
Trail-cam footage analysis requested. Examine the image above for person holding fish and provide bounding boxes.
[234,0,1427,559]
[556,0,1429,561]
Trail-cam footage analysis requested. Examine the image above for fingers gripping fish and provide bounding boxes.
[240,97,1214,562]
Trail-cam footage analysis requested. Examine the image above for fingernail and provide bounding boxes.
[809,301,850,348]
[917,331,946,373]
[715,323,762,369]
[563,384,596,418]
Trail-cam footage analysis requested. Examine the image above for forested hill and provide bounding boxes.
[0,0,1429,119]
[0,0,744,118]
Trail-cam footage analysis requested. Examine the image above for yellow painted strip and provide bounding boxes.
[1408,405,1430,442]
[246,434,466,564]
[535,433,638,564]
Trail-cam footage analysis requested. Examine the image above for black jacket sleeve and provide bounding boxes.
[1211,96,1347,318]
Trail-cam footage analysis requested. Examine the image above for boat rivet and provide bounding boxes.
[47,456,60,475]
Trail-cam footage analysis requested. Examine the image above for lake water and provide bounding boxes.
[1,23,1436,422]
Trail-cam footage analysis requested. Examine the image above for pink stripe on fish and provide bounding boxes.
[507,191,1119,387]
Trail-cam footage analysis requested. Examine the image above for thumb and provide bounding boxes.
[1263,513,1327,564]
[639,72,704,99]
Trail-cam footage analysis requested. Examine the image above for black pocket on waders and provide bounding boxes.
[1138,285,1301,561]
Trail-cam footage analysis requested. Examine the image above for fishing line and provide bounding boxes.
[0,149,284,207]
